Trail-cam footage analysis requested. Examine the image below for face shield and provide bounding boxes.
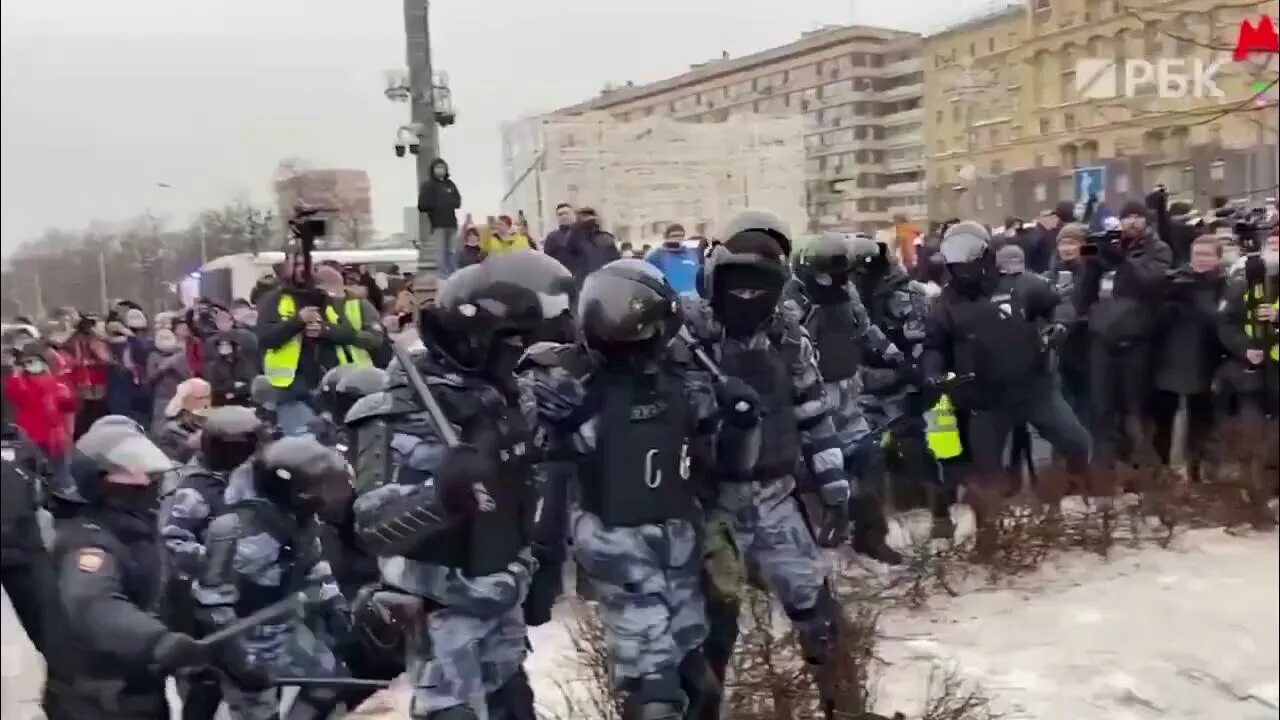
[77,429,176,486]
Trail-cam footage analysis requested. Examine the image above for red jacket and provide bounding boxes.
[4,370,76,458]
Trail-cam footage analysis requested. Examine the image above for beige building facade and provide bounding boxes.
[924,0,1279,223]
[544,25,928,235]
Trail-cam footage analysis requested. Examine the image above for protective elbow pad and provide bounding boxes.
[356,492,453,557]
[352,420,394,494]
[199,513,241,588]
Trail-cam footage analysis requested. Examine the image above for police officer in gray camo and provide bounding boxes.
[347,250,576,719]
[849,234,952,537]
[194,436,355,720]
[785,232,906,565]
[682,211,851,713]
[159,405,263,720]
[518,259,761,720]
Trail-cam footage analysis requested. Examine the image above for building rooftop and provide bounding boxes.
[926,4,1025,40]
[553,24,920,115]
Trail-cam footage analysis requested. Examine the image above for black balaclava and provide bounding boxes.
[715,229,787,338]
[805,270,851,306]
[946,262,989,299]
[852,253,889,299]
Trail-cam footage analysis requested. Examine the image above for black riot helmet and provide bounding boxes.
[794,232,855,305]
[72,423,175,509]
[719,210,793,260]
[578,259,681,366]
[250,375,278,411]
[704,243,789,339]
[252,436,352,520]
[421,250,575,379]
[318,366,356,419]
[200,406,264,472]
[940,221,993,297]
[334,367,388,421]
[847,233,890,288]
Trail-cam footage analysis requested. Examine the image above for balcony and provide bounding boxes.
[885,180,925,195]
[831,183,881,199]
[881,82,923,101]
[883,131,923,148]
[886,156,924,172]
[807,137,887,158]
[886,203,927,219]
[882,57,923,77]
[880,107,923,125]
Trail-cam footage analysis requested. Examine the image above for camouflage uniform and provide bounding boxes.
[681,297,845,615]
[193,466,350,720]
[518,342,743,700]
[160,465,228,580]
[856,266,931,433]
[350,353,536,719]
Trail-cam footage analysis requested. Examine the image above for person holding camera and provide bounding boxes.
[256,257,384,437]
[1075,198,1173,469]
[1150,235,1227,480]
[1216,220,1280,425]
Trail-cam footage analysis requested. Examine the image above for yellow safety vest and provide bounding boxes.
[1243,286,1279,362]
[879,393,963,460]
[263,293,372,388]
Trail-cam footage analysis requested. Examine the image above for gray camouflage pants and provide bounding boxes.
[408,604,529,718]
[222,621,347,720]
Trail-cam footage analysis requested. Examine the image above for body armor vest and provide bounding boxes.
[227,501,318,616]
[408,388,534,577]
[720,342,800,480]
[808,303,862,382]
[1,441,38,549]
[579,368,695,527]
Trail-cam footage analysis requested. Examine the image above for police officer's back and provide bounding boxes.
[1,389,51,653]
[44,425,211,719]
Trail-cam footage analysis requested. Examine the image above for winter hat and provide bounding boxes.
[1058,223,1089,242]
[124,308,148,330]
[166,378,211,418]
[153,329,179,354]
[1120,199,1149,219]
[1052,201,1076,223]
[723,229,785,260]
[995,244,1026,275]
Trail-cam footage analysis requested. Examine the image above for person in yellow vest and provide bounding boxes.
[480,214,534,256]
[255,258,383,436]
[1217,237,1279,423]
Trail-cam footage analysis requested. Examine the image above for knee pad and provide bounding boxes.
[786,587,838,665]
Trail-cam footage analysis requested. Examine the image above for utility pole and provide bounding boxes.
[404,0,440,274]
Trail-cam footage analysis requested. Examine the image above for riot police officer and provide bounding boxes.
[194,436,354,720]
[348,250,576,720]
[847,234,950,535]
[786,232,905,564]
[922,222,1090,535]
[683,211,851,716]
[520,259,760,719]
[43,424,209,719]
[159,405,263,720]
[1,387,51,653]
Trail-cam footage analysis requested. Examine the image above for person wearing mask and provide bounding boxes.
[1076,198,1173,470]
[205,331,258,406]
[4,342,76,478]
[145,328,191,434]
[67,315,113,438]
[206,304,259,370]
[541,202,577,258]
[43,424,211,719]
[417,157,463,277]
[1150,236,1226,480]
[646,222,703,297]
[158,378,212,463]
[923,223,1089,539]
[456,225,486,268]
[1048,223,1091,426]
[256,257,384,436]
[103,315,148,427]
[482,214,535,256]
[545,206,620,285]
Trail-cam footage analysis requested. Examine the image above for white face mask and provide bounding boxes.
[22,359,47,374]
[217,342,234,356]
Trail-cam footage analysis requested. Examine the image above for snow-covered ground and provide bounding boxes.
[6,524,1276,720]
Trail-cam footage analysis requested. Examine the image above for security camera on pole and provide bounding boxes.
[385,0,457,286]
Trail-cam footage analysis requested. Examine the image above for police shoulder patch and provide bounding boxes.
[77,548,106,573]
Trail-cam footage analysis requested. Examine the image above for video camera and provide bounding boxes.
[286,204,338,292]
[1212,204,1274,253]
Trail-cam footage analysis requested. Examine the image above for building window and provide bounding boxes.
[989,37,996,52]
[970,41,976,57]
[989,127,1000,144]
[952,105,962,122]
[935,109,943,124]
[991,159,1004,174]
[1035,0,1050,10]
[1064,112,1075,130]
[1039,117,1051,134]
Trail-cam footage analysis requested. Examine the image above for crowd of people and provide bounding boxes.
[1,182,1277,720]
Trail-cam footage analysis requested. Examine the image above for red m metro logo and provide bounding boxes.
[1234,16,1280,61]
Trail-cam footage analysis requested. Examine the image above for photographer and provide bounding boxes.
[1151,236,1227,480]
[1076,198,1173,469]
[256,257,383,436]
[1216,219,1279,424]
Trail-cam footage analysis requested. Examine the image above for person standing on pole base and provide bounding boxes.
[682,211,851,718]
[417,158,462,277]
[349,250,576,720]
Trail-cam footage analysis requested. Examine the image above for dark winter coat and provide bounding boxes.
[1153,268,1225,395]
[1075,228,1174,344]
[544,221,620,284]
[416,158,462,230]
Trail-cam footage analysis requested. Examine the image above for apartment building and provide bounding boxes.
[544,25,928,235]
[924,0,1278,224]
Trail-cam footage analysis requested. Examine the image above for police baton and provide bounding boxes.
[194,595,303,649]
[676,325,754,415]
[390,341,460,448]
[273,677,393,689]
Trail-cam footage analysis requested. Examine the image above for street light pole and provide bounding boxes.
[404,0,440,274]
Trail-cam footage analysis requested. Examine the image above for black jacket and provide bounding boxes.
[205,334,258,406]
[416,158,462,231]
[1,422,47,567]
[923,272,1072,409]
[544,221,619,284]
[1153,269,1225,395]
[1076,229,1173,344]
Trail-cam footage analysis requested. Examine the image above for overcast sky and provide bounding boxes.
[0,0,996,256]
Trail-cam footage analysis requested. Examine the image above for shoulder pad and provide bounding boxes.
[679,297,717,342]
[515,341,577,372]
[344,391,404,425]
